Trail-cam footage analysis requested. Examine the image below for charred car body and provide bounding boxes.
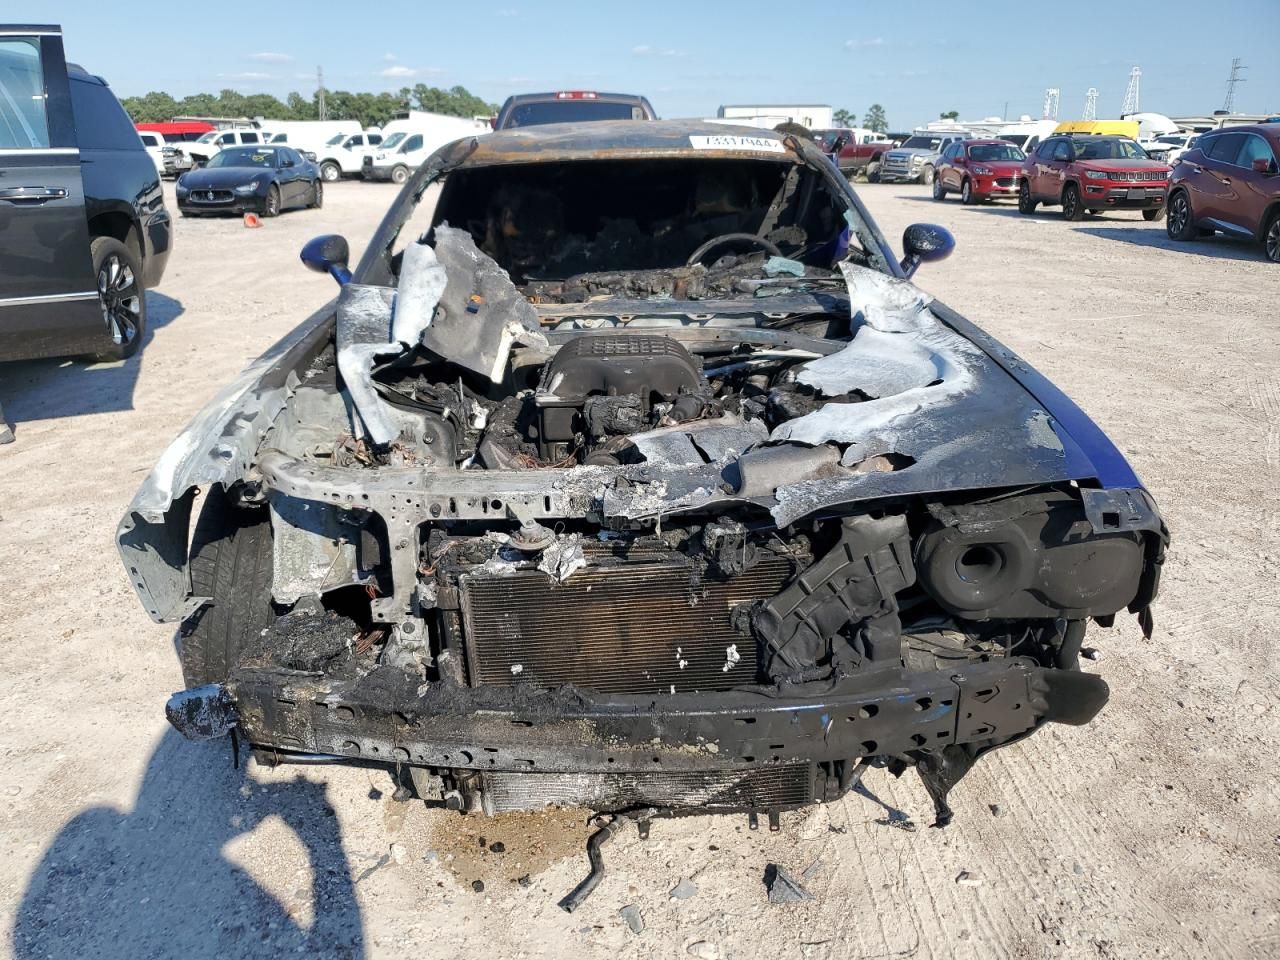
[120,122,1165,828]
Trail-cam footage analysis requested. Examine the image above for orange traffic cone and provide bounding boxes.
[243,212,262,228]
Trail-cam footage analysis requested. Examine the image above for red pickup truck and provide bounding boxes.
[813,127,896,181]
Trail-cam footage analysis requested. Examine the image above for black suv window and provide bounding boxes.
[1207,133,1246,164]
[1051,140,1072,162]
[241,132,259,144]
[0,38,50,148]
[1038,138,1060,159]
[69,77,141,151]
[403,134,423,152]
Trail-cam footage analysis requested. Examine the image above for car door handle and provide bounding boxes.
[0,186,68,203]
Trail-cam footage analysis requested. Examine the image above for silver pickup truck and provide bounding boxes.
[880,131,971,185]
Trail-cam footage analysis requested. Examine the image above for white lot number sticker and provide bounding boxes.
[688,135,787,154]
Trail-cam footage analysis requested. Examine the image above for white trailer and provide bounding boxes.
[717,104,833,130]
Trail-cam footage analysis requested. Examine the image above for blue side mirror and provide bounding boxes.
[900,223,955,278]
[300,234,351,285]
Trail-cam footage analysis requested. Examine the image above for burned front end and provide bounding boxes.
[120,124,1166,825]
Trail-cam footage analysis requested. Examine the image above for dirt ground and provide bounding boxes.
[1,178,1278,960]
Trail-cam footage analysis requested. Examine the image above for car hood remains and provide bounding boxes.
[117,224,1155,624]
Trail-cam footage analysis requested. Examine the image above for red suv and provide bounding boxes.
[933,139,1027,204]
[1018,135,1170,221]
[1166,124,1280,263]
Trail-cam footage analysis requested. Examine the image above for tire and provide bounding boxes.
[866,161,881,183]
[310,179,323,209]
[1166,190,1197,241]
[180,492,275,688]
[391,164,409,185]
[1265,211,1280,264]
[320,161,341,182]
[263,185,281,217]
[1062,183,1084,221]
[920,164,935,186]
[1142,207,1165,222]
[91,236,146,361]
[931,176,945,201]
[1018,179,1038,214]
[961,178,976,205]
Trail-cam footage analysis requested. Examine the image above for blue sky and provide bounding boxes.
[38,0,1280,127]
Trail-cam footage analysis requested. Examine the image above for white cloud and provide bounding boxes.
[383,52,397,62]
[220,71,274,80]
[381,65,417,78]
[844,37,885,49]
[247,52,293,63]
[632,44,687,57]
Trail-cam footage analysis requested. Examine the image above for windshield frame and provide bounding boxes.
[206,147,281,169]
[352,136,902,288]
[967,142,1026,163]
[1070,136,1150,161]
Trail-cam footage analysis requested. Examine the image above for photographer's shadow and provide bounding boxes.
[13,730,365,959]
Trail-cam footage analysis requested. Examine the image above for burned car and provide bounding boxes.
[119,122,1165,835]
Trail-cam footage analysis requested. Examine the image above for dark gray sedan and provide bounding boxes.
[176,146,322,217]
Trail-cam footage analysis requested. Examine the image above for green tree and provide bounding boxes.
[864,103,888,133]
[833,108,854,127]
[939,110,959,121]
[115,84,496,127]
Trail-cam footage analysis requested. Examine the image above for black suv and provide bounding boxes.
[0,25,171,365]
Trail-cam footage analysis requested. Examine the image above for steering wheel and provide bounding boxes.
[685,232,782,266]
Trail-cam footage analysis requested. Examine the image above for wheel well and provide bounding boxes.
[1061,180,1080,201]
[1258,200,1280,242]
[88,211,140,261]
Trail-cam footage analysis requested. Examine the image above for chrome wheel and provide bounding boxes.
[320,162,341,182]
[265,186,280,217]
[961,179,972,204]
[1266,215,1280,263]
[97,253,140,348]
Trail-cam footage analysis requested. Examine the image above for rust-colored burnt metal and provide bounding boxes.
[459,557,793,694]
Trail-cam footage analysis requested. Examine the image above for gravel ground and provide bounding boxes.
[1,178,1277,960]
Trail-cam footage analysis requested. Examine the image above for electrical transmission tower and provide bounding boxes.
[1121,67,1141,116]
[1042,88,1060,120]
[1083,88,1098,121]
[317,66,327,120]
[1223,58,1247,113]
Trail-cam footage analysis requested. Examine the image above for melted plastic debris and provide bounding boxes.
[722,643,742,673]
[535,534,587,582]
[392,241,448,346]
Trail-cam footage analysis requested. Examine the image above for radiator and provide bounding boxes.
[459,557,793,694]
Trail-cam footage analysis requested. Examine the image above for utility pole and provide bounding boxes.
[1083,88,1098,121]
[1042,88,1059,121]
[1121,67,1141,116]
[317,66,327,121]
[1223,58,1246,113]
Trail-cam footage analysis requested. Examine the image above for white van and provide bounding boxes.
[363,112,489,183]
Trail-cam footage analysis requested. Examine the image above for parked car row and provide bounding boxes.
[924,127,1280,262]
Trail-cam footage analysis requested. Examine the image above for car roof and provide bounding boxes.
[963,138,1016,145]
[1203,124,1280,140]
[502,91,649,105]
[457,119,804,168]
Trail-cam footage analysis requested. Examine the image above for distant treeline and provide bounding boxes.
[119,84,497,129]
